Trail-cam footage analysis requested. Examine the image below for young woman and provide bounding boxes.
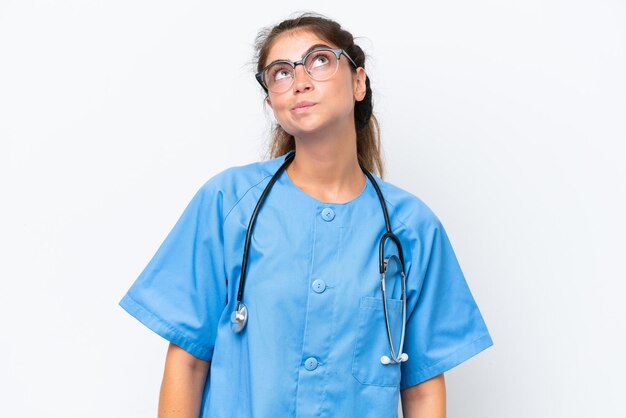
[119,13,493,418]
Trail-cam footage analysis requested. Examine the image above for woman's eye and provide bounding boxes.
[274,69,291,81]
[310,54,330,68]
[268,64,292,82]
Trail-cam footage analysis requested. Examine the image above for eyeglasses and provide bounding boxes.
[256,47,358,94]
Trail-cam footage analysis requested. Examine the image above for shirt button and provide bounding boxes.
[304,357,319,371]
[312,279,326,293]
[321,207,335,222]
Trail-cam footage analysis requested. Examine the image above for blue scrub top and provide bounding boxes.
[119,151,493,418]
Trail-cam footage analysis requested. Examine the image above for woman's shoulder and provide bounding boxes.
[193,153,288,211]
[202,154,285,188]
[374,176,443,231]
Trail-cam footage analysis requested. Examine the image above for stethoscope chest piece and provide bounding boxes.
[230,303,248,333]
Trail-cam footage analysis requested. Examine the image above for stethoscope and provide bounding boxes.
[230,150,409,365]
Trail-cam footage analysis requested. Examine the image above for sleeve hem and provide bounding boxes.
[400,333,493,390]
[119,293,214,362]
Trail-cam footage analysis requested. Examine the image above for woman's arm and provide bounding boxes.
[400,373,446,418]
[158,342,211,418]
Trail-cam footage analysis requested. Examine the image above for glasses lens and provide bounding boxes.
[264,62,294,93]
[304,50,338,81]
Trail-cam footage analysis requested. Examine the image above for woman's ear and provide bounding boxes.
[353,67,367,102]
[265,96,273,109]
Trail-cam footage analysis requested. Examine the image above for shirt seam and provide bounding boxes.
[382,197,416,240]
[222,173,272,225]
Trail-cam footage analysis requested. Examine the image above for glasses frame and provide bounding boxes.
[255,47,359,94]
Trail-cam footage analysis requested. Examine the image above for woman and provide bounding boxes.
[119,13,493,418]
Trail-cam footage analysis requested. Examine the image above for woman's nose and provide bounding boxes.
[292,64,313,92]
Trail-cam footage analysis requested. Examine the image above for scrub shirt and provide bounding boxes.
[119,150,493,418]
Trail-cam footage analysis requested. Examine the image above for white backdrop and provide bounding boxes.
[1,1,624,417]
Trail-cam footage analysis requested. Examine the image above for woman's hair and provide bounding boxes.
[254,12,384,178]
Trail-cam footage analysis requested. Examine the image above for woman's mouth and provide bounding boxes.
[292,102,316,112]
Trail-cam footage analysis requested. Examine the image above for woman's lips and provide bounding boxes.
[292,102,316,113]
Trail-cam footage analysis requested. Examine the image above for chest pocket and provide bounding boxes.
[351,296,404,387]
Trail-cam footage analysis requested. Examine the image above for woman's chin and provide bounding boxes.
[282,121,333,140]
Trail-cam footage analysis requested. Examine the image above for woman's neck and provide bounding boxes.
[287,129,366,204]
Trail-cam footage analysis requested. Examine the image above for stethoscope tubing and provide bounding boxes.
[232,150,408,364]
[235,151,295,313]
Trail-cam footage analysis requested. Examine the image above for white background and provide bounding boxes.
[1,1,625,417]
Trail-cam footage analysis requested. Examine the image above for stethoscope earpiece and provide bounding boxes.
[380,353,409,365]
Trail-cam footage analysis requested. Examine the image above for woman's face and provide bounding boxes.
[263,29,367,140]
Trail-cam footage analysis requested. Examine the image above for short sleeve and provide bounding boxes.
[400,218,493,389]
[118,180,227,361]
